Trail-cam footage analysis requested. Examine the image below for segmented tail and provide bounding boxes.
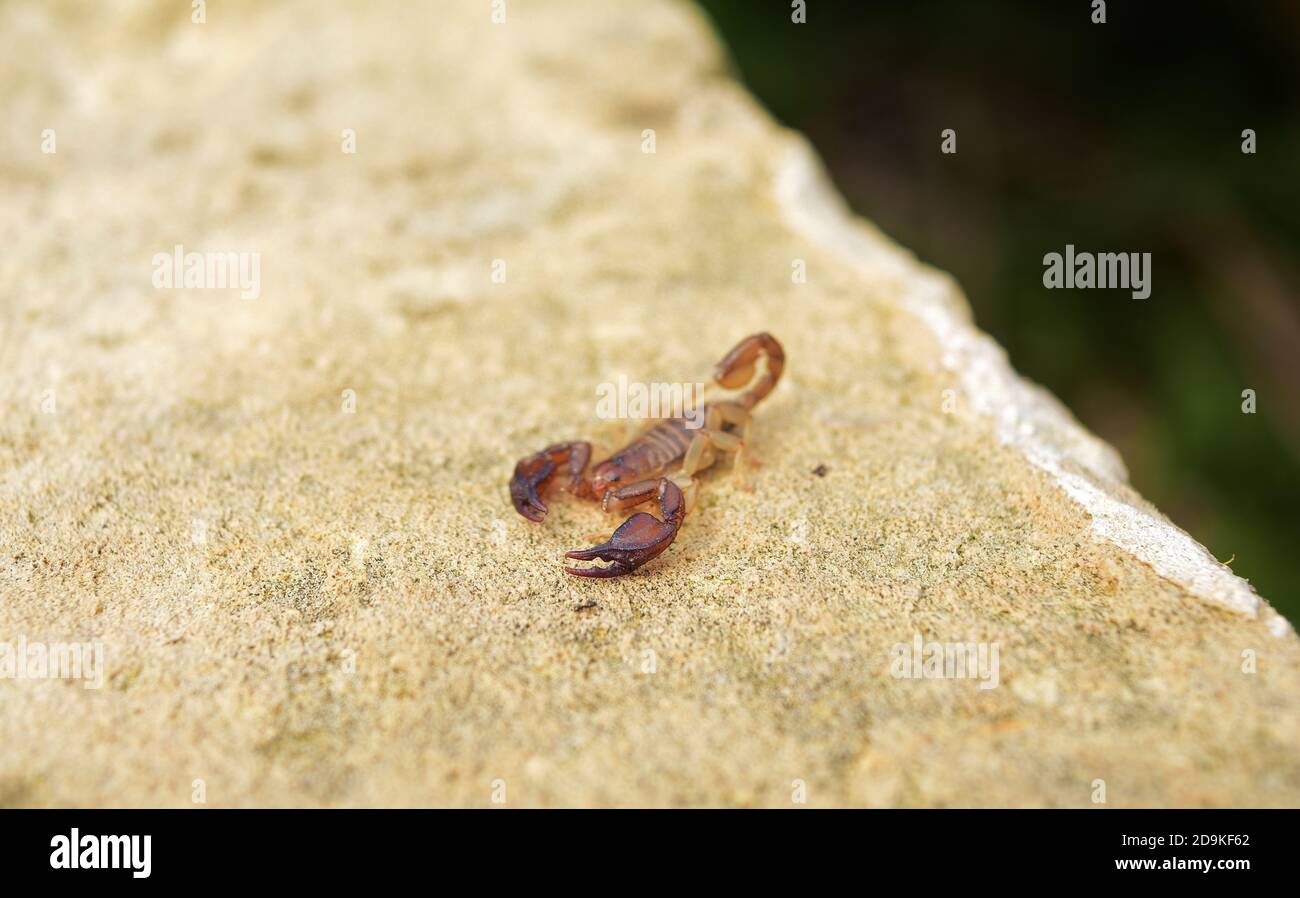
[713,332,785,410]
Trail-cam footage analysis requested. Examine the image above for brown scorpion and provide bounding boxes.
[509,333,785,578]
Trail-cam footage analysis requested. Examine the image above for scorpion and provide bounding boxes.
[509,333,785,578]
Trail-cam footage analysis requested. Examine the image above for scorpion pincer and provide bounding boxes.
[508,333,785,578]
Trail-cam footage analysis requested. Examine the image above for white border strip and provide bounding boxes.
[775,139,1276,625]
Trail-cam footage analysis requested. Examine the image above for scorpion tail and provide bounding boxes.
[713,332,785,410]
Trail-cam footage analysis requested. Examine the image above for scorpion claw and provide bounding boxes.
[563,483,684,578]
[509,442,593,523]
[563,558,634,579]
[510,459,554,522]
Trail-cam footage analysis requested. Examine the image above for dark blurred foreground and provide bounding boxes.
[699,0,1300,622]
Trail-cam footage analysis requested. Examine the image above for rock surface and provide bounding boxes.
[1,0,1297,807]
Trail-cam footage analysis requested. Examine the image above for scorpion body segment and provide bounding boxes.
[596,419,694,485]
[509,333,785,578]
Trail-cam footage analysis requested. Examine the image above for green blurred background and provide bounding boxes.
[698,0,1300,623]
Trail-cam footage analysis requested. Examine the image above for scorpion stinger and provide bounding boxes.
[563,478,685,578]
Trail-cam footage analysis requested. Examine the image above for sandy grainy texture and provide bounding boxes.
[1,0,1297,808]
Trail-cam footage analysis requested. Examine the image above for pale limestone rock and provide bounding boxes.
[0,0,1296,807]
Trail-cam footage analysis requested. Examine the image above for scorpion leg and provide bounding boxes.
[709,401,751,442]
[509,441,592,522]
[709,401,754,487]
[564,478,685,578]
[680,403,750,491]
[675,432,712,514]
